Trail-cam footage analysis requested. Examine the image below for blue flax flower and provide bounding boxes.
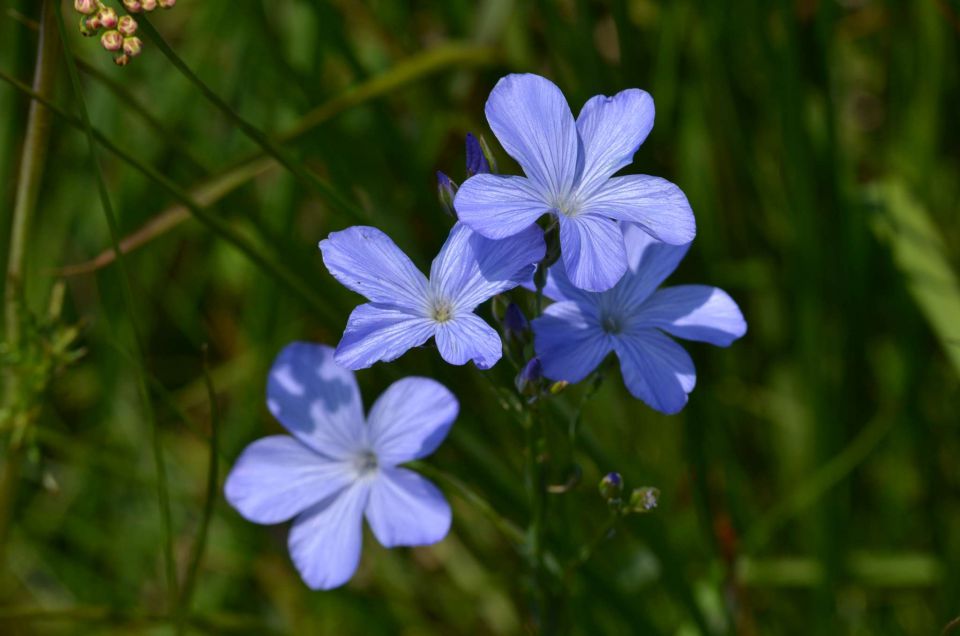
[320,222,545,370]
[225,342,458,590]
[455,73,696,293]
[532,225,746,414]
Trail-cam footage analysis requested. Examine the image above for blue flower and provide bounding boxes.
[455,73,696,293]
[320,222,545,370]
[225,342,458,590]
[531,225,746,414]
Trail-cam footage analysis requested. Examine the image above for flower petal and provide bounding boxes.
[367,377,458,465]
[434,313,502,369]
[612,330,696,414]
[558,214,627,292]
[454,174,548,239]
[365,468,452,548]
[267,342,365,458]
[320,226,429,311]
[288,483,369,590]
[618,223,691,303]
[639,285,747,346]
[575,88,655,196]
[533,301,612,384]
[584,175,695,246]
[484,73,581,199]
[335,304,436,370]
[224,436,354,524]
[430,223,545,311]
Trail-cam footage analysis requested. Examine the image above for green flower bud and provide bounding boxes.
[598,472,623,501]
[627,487,660,513]
[548,380,569,395]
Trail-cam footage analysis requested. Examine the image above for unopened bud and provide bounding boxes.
[515,357,543,396]
[477,134,499,174]
[100,30,123,52]
[598,472,623,502]
[548,380,569,395]
[465,132,490,177]
[436,171,457,218]
[114,53,131,66]
[159,0,176,7]
[98,7,118,29]
[502,303,529,340]
[123,0,143,12]
[78,16,97,36]
[123,36,143,57]
[74,0,97,15]
[627,487,660,513]
[141,0,158,11]
[117,15,138,36]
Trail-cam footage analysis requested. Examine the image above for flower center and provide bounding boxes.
[431,299,454,323]
[601,313,623,335]
[550,193,582,218]
[353,450,378,477]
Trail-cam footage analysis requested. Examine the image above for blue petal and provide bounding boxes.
[532,301,612,384]
[434,313,502,369]
[575,89,655,196]
[335,304,436,370]
[465,132,490,176]
[484,73,581,199]
[266,342,365,457]
[367,377,458,465]
[224,436,354,524]
[454,173,548,239]
[558,214,627,292]
[583,175,695,245]
[288,483,369,590]
[612,330,696,414]
[430,223,545,311]
[639,285,747,346]
[618,223,691,303]
[320,226,429,310]
[365,468,451,548]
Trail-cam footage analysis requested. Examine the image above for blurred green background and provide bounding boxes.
[1,0,959,634]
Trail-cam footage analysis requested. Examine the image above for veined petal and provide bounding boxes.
[267,342,365,458]
[618,223,691,304]
[612,330,696,414]
[430,223,545,311]
[434,313,502,369]
[533,301,611,384]
[583,175,695,246]
[320,226,429,310]
[288,483,369,590]
[365,468,451,548]
[639,285,747,346]
[367,377,458,465]
[335,304,436,370]
[485,73,581,199]
[558,214,627,292]
[224,436,354,524]
[575,89,655,196]
[454,174,548,239]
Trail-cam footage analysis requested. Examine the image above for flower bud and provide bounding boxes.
[78,16,97,36]
[123,36,143,57]
[598,472,623,502]
[436,171,457,218]
[627,487,660,513]
[141,0,158,11]
[100,30,123,52]
[548,380,569,395]
[113,53,130,67]
[123,0,143,12]
[502,303,529,340]
[465,132,490,177]
[159,0,176,7]
[477,134,499,174]
[98,7,118,29]
[117,15,138,36]
[515,357,543,396]
[74,0,97,15]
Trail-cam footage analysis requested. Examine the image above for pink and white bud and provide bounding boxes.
[100,30,123,52]
[98,7,118,29]
[117,15,138,36]
[122,0,143,12]
[74,0,97,15]
[123,36,143,57]
[159,0,176,7]
[141,0,158,11]
[114,53,130,67]
[78,16,96,36]
[85,15,101,31]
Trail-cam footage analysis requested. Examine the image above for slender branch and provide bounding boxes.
[53,2,177,609]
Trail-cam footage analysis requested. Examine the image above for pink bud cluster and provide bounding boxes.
[74,0,175,67]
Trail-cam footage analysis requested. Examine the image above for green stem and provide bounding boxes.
[54,2,178,611]
[0,0,59,562]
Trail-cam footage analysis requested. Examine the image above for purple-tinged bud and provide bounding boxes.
[465,132,491,177]
[502,303,529,339]
[74,0,97,15]
[141,0,158,11]
[100,30,123,52]
[515,357,543,396]
[117,15,138,36]
[627,487,660,513]
[123,0,143,12]
[123,36,143,57]
[113,53,130,67]
[159,0,176,7]
[98,7,118,29]
[436,171,457,218]
[598,472,623,502]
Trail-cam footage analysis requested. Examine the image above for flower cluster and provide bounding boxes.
[73,0,174,66]
[226,73,746,590]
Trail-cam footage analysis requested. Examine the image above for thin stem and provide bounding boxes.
[53,2,177,609]
[565,511,620,576]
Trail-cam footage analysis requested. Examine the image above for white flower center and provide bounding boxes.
[430,298,454,323]
[352,450,379,478]
[550,193,582,218]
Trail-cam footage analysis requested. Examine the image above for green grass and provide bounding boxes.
[1,0,958,634]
